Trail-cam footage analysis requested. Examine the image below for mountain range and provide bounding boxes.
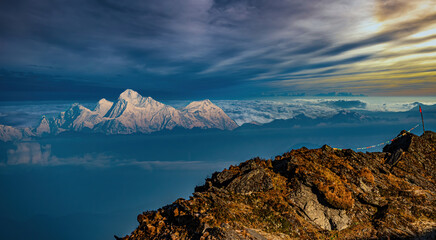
[0,89,238,141]
[4,90,432,142]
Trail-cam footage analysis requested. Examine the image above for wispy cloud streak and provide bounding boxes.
[0,0,435,98]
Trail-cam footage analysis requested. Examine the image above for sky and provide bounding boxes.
[0,0,435,100]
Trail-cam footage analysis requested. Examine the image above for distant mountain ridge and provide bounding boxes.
[0,89,238,141]
[239,110,373,129]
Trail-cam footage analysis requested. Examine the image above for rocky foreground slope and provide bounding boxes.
[117,131,436,239]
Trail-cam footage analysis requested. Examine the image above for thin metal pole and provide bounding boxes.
[419,105,425,133]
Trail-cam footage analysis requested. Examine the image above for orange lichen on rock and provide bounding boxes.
[359,167,375,184]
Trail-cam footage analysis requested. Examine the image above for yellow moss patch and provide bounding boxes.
[359,167,375,184]
[316,181,355,210]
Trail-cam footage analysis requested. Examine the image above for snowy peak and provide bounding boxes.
[184,99,216,112]
[36,116,51,135]
[118,89,150,105]
[119,89,145,107]
[182,99,239,130]
[0,124,36,142]
[0,124,23,142]
[104,99,128,119]
[117,89,164,109]
[119,89,141,102]
[65,103,87,120]
[94,98,113,116]
[119,89,139,99]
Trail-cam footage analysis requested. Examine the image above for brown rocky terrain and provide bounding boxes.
[116,131,436,239]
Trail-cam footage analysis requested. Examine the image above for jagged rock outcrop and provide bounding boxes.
[118,131,436,240]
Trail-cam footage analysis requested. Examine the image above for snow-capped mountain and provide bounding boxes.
[0,124,34,142]
[182,100,240,130]
[0,89,238,141]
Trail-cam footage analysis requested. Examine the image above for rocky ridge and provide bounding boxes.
[118,130,436,239]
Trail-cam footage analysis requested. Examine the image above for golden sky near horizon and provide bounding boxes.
[266,0,436,95]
